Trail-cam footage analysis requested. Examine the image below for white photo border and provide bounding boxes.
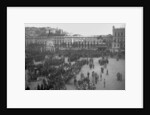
[7,7,143,108]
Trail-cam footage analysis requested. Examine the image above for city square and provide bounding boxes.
[25,23,125,90]
[66,57,125,90]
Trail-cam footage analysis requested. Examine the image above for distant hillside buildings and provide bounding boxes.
[25,27,68,37]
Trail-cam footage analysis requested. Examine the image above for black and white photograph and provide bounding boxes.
[25,23,125,90]
[7,7,143,108]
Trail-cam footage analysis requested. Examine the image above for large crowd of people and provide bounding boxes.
[71,56,109,90]
[25,45,124,90]
[25,53,88,90]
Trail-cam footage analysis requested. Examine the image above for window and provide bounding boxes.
[93,41,95,44]
[121,32,123,36]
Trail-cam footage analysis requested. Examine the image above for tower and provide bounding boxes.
[112,26,115,36]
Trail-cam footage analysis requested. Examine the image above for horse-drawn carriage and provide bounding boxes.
[98,57,109,66]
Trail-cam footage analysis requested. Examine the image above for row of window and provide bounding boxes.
[114,32,124,37]
[26,40,125,47]
[25,41,54,45]
[26,39,106,45]
[55,43,103,46]
[113,38,125,42]
[114,44,120,47]
[113,43,125,47]
[54,41,103,44]
[26,39,105,44]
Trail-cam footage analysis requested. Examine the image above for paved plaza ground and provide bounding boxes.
[66,58,125,90]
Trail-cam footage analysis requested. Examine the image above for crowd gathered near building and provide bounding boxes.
[25,26,125,90]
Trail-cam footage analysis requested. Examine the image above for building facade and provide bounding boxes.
[102,34,113,51]
[25,35,108,52]
[112,26,125,52]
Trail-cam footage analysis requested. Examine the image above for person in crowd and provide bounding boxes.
[40,84,44,90]
[74,77,77,86]
[92,83,96,90]
[100,73,102,81]
[95,73,99,84]
[92,71,95,85]
[100,67,102,73]
[101,67,104,74]
[93,64,95,69]
[104,79,106,88]
[95,73,97,84]
[87,72,90,78]
[89,63,91,69]
[107,58,109,64]
[37,84,40,90]
[106,69,109,75]
[87,75,90,85]
[26,86,30,90]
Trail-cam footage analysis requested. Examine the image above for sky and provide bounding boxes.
[25,23,125,36]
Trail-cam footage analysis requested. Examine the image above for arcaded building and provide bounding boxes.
[25,35,108,52]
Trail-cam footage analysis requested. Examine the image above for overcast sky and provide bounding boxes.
[25,23,125,36]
